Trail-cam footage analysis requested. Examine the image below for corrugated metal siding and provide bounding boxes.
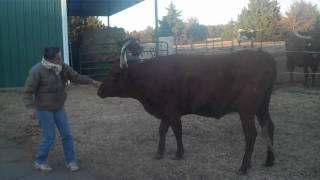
[0,0,64,88]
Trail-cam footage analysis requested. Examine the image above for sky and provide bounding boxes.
[100,0,320,32]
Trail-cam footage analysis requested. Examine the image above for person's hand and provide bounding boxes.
[92,80,101,88]
[28,109,36,119]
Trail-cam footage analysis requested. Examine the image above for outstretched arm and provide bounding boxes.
[64,64,94,84]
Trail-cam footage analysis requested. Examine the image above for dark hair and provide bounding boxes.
[43,47,60,60]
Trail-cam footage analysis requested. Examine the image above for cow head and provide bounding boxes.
[120,38,143,69]
[97,38,142,98]
[293,29,320,60]
[290,27,320,57]
[292,28,312,40]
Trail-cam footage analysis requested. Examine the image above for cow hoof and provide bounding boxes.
[265,161,274,167]
[265,157,274,167]
[172,153,184,160]
[153,153,163,160]
[172,156,183,160]
[237,163,251,175]
[265,151,275,167]
[237,168,248,175]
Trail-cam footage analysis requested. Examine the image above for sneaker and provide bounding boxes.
[34,161,53,171]
[66,161,79,172]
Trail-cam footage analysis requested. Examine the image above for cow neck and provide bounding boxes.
[126,64,147,101]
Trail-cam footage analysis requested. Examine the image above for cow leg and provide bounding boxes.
[239,113,257,174]
[311,65,318,87]
[256,109,275,167]
[304,66,309,87]
[155,120,170,159]
[290,71,294,84]
[170,118,184,159]
[288,66,295,84]
[286,55,295,84]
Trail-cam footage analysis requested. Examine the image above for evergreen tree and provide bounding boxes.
[207,25,224,38]
[158,1,183,38]
[184,17,207,42]
[237,0,281,40]
[223,20,236,40]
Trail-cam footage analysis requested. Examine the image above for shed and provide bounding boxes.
[0,0,143,88]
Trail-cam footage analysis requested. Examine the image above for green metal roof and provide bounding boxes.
[67,0,144,16]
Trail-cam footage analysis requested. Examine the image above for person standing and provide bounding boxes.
[23,47,99,172]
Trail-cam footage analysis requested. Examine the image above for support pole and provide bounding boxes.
[155,0,159,56]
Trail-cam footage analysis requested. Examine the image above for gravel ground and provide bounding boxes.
[0,49,319,180]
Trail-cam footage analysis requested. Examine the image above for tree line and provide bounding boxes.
[68,0,320,44]
[134,0,320,42]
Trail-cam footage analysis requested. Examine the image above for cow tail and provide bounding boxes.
[259,54,277,116]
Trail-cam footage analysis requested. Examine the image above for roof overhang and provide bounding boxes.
[67,0,144,16]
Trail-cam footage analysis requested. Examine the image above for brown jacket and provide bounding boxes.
[23,63,93,111]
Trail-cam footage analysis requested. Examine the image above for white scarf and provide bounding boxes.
[41,58,62,75]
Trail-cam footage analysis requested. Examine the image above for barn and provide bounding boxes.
[0,0,143,88]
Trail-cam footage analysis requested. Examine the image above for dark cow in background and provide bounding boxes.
[98,39,277,174]
[285,29,320,87]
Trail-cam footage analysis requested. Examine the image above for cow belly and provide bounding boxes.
[188,104,235,119]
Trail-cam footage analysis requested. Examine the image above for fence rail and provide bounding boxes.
[176,39,285,50]
[78,41,169,80]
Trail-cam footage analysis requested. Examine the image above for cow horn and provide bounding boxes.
[292,26,311,40]
[120,50,128,69]
[120,39,135,69]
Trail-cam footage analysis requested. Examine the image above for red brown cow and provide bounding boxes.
[98,39,277,174]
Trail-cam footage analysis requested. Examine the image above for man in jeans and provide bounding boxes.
[23,47,99,172]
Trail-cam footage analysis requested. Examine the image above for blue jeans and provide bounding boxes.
[35,106,76,164]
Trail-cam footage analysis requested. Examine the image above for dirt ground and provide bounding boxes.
[1,50,320,180]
